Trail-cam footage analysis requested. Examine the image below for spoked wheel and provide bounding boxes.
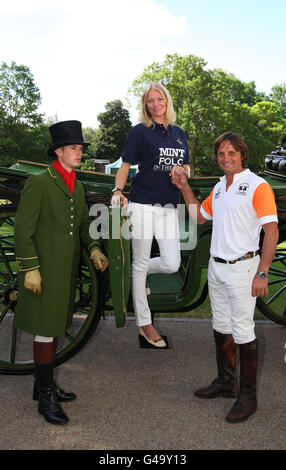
[256,235,286,326]
[0,203,106,374]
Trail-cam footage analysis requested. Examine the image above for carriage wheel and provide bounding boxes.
[0,204,106,374]
[256,234,286,326]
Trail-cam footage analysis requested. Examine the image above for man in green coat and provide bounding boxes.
[14,120,108,425]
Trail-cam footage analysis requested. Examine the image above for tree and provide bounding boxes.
[94,100,132,162]
[246,100,286,171]
[0,61,48,166]
[82,126,100,156]
[129,54,286,175]
[270,83,286,118]
[79,127,100,170]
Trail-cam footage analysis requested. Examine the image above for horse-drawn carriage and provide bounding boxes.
[0,143,286,374]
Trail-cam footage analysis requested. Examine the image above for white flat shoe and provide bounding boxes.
[139,328,166,348]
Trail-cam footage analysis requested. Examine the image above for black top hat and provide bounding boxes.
[47,120,90,157]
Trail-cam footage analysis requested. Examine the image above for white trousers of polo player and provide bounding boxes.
[208,256,260,344]
[127,202,181,327]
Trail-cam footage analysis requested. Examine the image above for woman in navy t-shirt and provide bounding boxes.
[112,83,190,347]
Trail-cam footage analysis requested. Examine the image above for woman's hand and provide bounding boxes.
[170,166,189,190]
[111,190,128,207]
[112,162,130,207]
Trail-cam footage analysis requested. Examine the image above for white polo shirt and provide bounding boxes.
[200,169,278,260]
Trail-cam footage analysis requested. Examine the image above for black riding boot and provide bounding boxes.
[33,377,77,403]
[226,338,258,423]
[34,341,69,425]
[33,338,76,403]
[194,330,238,399]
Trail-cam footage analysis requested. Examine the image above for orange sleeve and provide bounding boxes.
[252,182,277,218]
[202,188,214,217]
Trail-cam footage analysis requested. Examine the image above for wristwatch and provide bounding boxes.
[256,271,268,279]
[112,187,123,193]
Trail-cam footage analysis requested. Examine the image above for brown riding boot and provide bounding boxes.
[226,339,258,423]
[194,330,238,399]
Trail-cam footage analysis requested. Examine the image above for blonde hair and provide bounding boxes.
[140,82,176,128]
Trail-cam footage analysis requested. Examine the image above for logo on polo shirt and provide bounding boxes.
[153,147,185,171]
[214,188,221,199]
[236,183,249,196]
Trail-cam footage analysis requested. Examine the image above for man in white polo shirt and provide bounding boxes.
[171,132,279,423]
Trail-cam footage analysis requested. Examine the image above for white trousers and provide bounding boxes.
[208,255,260,344]
[127,202,181,327]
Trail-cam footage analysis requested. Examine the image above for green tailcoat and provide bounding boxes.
[14,165,100,336]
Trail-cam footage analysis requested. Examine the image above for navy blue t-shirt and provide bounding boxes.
[122,122,189,206]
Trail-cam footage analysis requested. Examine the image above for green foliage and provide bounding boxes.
[93,100,132,162]
[0,61,48,166]
[0,121,51,166]
[80,157,95,171]
[82,126,100,156]
[0,61,43,126]
[270,84,286,119]
[130,54,286,175]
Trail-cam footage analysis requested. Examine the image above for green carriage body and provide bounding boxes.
[0,156,286,374]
